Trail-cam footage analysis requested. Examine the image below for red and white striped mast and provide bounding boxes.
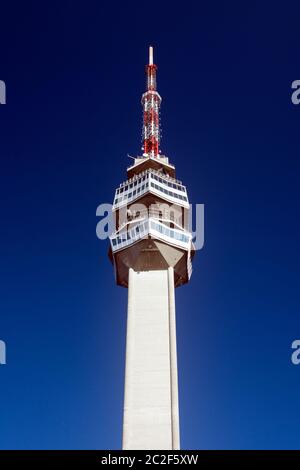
[141,46,162,158]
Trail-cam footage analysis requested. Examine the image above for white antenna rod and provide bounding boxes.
[149,46,153,65]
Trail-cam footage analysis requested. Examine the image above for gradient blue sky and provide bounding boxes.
[1,0,300,449]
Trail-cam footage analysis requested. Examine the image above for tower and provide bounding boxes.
[108,47,194,450]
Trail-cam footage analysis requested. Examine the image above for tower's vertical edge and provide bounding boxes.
[168,267,180,450]
[122,267,135,449]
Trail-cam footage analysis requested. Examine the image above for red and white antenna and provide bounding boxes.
[141,46,162,158]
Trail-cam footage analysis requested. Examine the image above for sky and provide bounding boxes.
[0,0,300,450]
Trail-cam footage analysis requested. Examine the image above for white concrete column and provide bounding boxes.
[122,268,180,450]
[168,267,180,450]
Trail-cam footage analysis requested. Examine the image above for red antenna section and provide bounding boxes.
[141,46,162,158]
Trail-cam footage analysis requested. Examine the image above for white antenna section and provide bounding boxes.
[149,46,153,65]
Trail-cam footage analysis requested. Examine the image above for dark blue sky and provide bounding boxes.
[1,0,300,449]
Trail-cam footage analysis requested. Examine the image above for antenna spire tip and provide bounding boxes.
[149,46,153,65]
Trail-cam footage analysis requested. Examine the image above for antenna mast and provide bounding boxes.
[141,46,162,157]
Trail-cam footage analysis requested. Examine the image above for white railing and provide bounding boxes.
[113,169,189,210]
[110,217,192,253]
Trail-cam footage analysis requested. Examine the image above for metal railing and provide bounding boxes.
[110,217,192,253]
[113,169,189,209]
